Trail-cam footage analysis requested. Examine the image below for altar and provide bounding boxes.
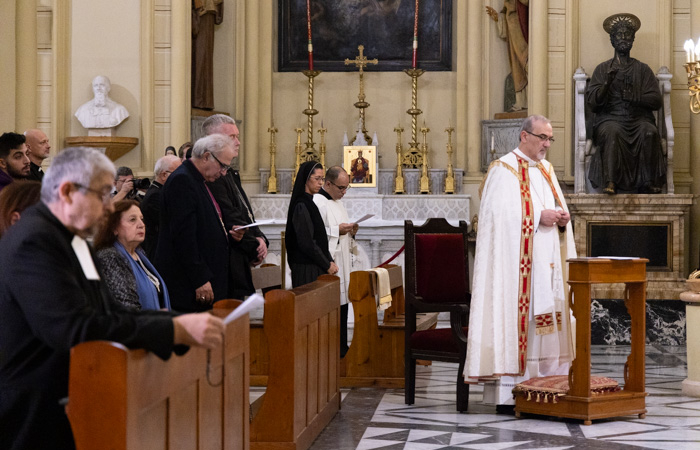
[251,168,470,269]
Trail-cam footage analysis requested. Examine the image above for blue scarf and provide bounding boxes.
[114,241,171,310]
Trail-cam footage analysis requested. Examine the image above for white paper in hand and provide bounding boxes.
[223,293,265,324]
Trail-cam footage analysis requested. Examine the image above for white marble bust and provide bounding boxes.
[75,76,129,133]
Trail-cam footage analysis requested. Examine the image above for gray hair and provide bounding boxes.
[154,154,181,175]
[192,134,233,159]
[41,147,115,203]
[115,166,133,179]
[202,114,236,136]
[519,115,551,134]
[325,165,346,182]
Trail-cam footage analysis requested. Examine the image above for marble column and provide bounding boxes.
[15,0,37,131]
[681,289,700,397]
[171,1,191,148]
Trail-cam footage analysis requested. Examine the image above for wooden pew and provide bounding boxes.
[248,264,282,385]
[341,264,438,388]
[247,275,341,450]
[66,304,250,450]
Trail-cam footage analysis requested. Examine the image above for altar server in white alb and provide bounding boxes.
[314,166,358,357]
[464,115,577,409]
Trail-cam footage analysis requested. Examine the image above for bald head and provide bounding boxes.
[24,129,51,164]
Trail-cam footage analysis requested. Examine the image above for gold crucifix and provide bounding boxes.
[345,45,378,144]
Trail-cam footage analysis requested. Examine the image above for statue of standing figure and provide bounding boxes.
[486,0,529,112]
[585,13,666,194]
[192,0,224,110]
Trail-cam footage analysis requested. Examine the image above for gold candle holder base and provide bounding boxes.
[267,126,278,194]
[302,69,322,156]
[419,125,430,194]
[394,125,405,194]
[403,68,426,168]
[444,126,455,194]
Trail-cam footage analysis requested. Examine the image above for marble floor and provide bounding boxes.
[295,345,698,449]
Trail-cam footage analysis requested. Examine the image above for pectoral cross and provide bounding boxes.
[345,45,378,144]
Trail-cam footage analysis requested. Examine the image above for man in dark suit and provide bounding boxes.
[24,128,51,181]
[0,147,224,450]
[155,133,244,311]
[202,114,268,299]
[141,154,181,259]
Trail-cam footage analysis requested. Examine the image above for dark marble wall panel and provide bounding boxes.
[590,300,686,345]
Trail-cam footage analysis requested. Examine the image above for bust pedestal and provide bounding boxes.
[65,136,138,162]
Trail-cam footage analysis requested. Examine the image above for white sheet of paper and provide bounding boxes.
[223,293,265,324]
[353,214,374,224]
[597,256,639,260]
[232,220,274,230]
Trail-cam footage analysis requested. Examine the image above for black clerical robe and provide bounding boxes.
[0,203,182,450]
[207,170,268,299]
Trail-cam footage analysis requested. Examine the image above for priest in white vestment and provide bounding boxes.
[314,166,359,357]
[464,115,577,408]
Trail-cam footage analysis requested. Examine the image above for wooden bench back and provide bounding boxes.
[249,275,341,450]
[66,308,250,450]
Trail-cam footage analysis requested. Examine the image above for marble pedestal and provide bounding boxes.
[566,194,694,299]
[681,289,700,397]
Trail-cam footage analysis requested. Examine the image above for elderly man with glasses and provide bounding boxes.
[154,133,243,312]
[200,114,269,300]
[464,115,577,414]
[0,147,224,450]
[313,166,359,357]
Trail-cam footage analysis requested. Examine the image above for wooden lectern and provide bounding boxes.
[515,258,648,425]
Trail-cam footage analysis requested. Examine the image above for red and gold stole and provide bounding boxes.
[515,156,534,375]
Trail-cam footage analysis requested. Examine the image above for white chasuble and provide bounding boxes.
[464,149,576,405]
[314,193,354,304]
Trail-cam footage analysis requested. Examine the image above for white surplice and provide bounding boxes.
[464,149,577,405]
[314,192,354,304]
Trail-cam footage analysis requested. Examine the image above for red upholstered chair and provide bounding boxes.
[404,218,471,412]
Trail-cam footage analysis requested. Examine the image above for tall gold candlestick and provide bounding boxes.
[318,125,327,170]
[403,68,425,168]
[444,126,455,194]
[419,124,430,194]
[302,69,321,153]
[293,127,303,184]
[394,125,405,194]
[267,125,278,194]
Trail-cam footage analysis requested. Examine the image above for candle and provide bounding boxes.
[412,0,419,68]
[491,132,495,151]
[695,38,700,64]
[307,0,313,70]
[685,39,695,63]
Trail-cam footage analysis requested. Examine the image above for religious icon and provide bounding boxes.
[343,146,377,188]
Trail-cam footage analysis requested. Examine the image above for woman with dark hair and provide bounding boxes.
[285,161,339,287]
[178,141,193,161]
[94,200,171,310]
[0,180,41,238]
[164,145,177,156]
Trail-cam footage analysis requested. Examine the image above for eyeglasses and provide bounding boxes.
[309,176,325,182]
[210,153,231,174]
[330,180,350,191]
[525,130,556,143]
[73,183,112,204]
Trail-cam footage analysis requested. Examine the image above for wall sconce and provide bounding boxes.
[684,39,700,113]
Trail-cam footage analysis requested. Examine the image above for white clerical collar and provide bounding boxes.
[513,149,539,167]
[71,235,101,280]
